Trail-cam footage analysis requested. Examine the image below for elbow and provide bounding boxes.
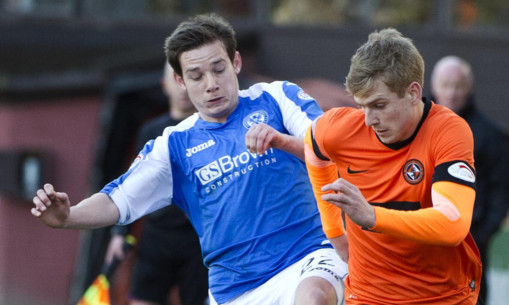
[435,219,471,246]
[431,202,471,246]
[440,231,468,247]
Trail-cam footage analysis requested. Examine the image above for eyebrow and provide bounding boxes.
[360,97,387,107]
[184,58,227,74]
[185,67,200,73]
[211,58,227,67]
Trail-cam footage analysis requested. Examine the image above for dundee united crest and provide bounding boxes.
[243,110,269,129]
[403,159,424,184]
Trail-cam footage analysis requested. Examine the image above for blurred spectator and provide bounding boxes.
[431,55,509,304]
[272,0,432,27]
[272,0,347,25]
[105,63,208,305]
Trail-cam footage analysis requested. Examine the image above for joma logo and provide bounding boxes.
[186,139,216,157]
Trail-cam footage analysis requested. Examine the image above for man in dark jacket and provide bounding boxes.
[431,55,509,304]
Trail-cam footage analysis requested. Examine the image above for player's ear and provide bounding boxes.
[407,82,422,104]
[233,51,242,75]
[174,72,186,90]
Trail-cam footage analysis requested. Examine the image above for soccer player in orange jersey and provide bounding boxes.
[305,28,481,304]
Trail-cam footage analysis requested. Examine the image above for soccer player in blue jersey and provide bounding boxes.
[31,13,348,305]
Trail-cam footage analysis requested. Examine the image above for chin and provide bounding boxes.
[380,136,395,144]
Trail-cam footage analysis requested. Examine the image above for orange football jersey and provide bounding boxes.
[305,99,481,304]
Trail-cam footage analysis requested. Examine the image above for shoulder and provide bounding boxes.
[313,107,363,141]
[239,81,283,99]
[163,113,200,138]
[428,103,472,136]
[240,81,324,129]
[427,103,475,164]
[239,81,309,101]
[318,107,362,126]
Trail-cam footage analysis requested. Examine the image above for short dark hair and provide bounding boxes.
[164,14,237,76]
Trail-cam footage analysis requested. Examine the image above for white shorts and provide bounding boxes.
[209,248,348,305]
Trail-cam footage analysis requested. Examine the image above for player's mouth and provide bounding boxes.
[374,129,388,136]
[207,96,224,104]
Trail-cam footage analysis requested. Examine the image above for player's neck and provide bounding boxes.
[170,108,194,121]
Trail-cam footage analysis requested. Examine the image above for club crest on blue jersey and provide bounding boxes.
[298,89,313,101]
[403,159,424,184]
[243,110,269,129]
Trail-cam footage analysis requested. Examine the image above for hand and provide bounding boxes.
[245,123,281,154]
[105,235,127,264]
[322,178,376,229]
[31,183,71,228]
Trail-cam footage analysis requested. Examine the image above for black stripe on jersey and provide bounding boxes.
[362,201,421,232]
[432,160,476,190]
[370,201,421,211]
[310,123,330,161]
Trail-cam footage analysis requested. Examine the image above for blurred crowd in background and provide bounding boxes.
[2,0,509,31]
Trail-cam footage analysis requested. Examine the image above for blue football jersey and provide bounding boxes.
[101,81,330,303]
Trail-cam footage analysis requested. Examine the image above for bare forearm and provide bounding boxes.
[65,193,120,229]
[245,123,306,160]
[277,134,305,161]
[329,234,349,263]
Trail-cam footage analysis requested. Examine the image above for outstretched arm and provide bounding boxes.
[32,183,120,229]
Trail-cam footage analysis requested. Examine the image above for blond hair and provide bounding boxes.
[345,28,424,98]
